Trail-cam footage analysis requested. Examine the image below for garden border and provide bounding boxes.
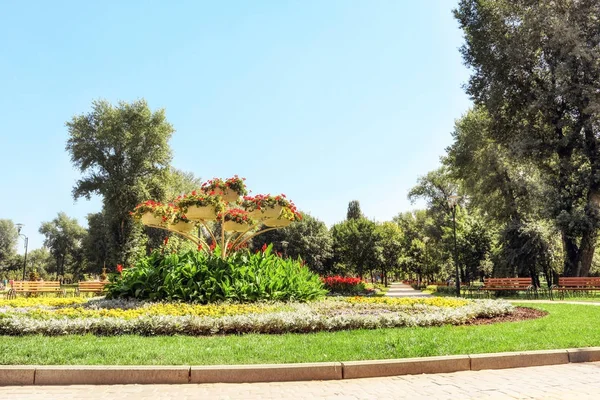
[1,347,599,386]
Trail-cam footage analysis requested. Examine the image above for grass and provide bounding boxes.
[0,303,598,365]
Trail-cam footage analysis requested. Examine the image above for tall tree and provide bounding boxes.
[376,222,403,286]
[0,219,18,268]
[66,99,174,267]
[445,107,556,282]
[455,0,600,276]
[82,211,110,274]
[39,212,87,277]
[331,218,379,279]
[252,213,333,274]
[346,200,363,220]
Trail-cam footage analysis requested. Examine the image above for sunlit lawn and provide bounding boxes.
[1,303,598,365]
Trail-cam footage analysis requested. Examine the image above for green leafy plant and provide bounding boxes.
[106,244,327,303]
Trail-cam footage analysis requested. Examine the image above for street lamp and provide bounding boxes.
[423,236,429,285]
[280,241,289,258]
[15,223,29,281]
[447,196,461,297]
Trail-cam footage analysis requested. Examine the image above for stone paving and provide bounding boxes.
[5,361,600,399]
[385,282,432,298]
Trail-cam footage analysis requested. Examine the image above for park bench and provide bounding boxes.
[476,278,537,299]
[7,281,65,299]
[551,277,600,299]
[76,281,110,296]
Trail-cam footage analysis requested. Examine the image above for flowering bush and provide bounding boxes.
[322,276,366,295]
[201,176,248,196]
[218,208,255,225]
[174,191,225,214]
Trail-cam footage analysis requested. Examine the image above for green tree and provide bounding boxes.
[39,212,87,277]
[66,99,174,267]
[446,107,556,283]
[331,218,379,279]
[164,168,202,202]
[376,222,404,285]
[26,247,57,280]
[82,211,110,274]
[346,200,363,220]
[0,219,18,268]
[252,213,333,274]
[455,0,600,276]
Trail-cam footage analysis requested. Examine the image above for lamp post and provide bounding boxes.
[447,196,461,297]
[280,241,289,258]
[423,236,429,285]
[15,223,29,281]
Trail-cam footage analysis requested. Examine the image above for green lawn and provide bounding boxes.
[0,303,598,365]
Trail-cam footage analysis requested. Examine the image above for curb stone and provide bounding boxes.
[2,347,600,386]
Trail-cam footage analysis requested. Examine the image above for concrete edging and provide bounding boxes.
[1,347,600,386]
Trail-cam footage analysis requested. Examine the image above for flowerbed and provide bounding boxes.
[322,276,367,295]
[0,297,513,336]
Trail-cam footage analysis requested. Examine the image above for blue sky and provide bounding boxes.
[1,1,471,252]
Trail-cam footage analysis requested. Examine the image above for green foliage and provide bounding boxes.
[0,219,18,270]
[346,200,363,220]
[331,218,379,278]
[82,212,110,274]
[107,245,327,303]
[251,212,333,274]
[454,0,600,276]
[38,212,87,277]
[66,99,174,268]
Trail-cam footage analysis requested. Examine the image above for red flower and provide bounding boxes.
[261,243,268,253]
[116,264,123,274]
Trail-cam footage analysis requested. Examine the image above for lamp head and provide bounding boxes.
[447,195,461,208]
[16,223,24,234]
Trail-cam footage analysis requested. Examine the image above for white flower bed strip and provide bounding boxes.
[0,300,513,336]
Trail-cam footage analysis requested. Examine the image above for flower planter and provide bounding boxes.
[167,221,196,234]
[215,189,239,203]
[141,213,163,226]
[185,205,217,221]
[223,221,250,232]
[263,218,292,227]
[249,205,282,220]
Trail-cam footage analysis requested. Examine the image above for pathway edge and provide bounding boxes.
[2,347,600,386]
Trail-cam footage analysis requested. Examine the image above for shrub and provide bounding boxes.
[322,276,366,295]
[106,245,327,303]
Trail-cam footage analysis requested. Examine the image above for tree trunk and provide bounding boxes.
[578,229,596,277]
[562,233,580,277]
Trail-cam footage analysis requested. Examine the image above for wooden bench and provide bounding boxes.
[7,281,65,299]
[552,277,600,299]
[476,278,536,298]
[76,281,110,296]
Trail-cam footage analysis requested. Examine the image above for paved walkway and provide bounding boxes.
[5,361,600,399]
[385,282,432,298]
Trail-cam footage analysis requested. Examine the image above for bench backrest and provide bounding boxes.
[558,277,600,287]
[483,278,532,288]
[11,281,61,290]
[78,281,109,289]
